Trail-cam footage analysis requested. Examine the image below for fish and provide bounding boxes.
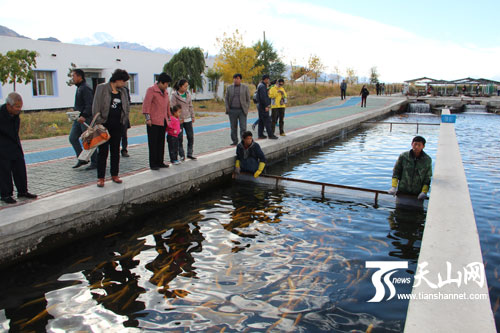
[19,296,46,309]
[356,245,373,256]
[237,271,244,286]
[120,292,141,311]
[293,313,303,327]
[104,231,122,239]
[366,323,374,333]
[267,314,286,332]
[494,297,500,314]
[369,236,389,247]
[21,304,59,328]
[226,261,233,276]
[70,256,93,267]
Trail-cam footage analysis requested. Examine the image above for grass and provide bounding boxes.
[18,82,403,140]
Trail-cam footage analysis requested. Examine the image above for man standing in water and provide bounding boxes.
[233,131,266,178]
[388,136,432,200]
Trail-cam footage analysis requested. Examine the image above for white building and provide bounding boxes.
[0,36,223,110]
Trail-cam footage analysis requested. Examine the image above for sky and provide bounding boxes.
[1,0,499,82]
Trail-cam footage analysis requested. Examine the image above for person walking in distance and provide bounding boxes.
[142,72,172,170]
[340,79,347,100]
[170,79,197,160]
[69,69,97,170]
[92,69,130,187]
[360,85,369,107]
[225,73,250,146]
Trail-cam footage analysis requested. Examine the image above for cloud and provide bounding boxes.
[1,0,499,82]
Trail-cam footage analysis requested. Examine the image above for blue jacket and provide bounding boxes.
[236,140,266,173]
[257,82,271,110]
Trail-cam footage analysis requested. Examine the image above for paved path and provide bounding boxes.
[1,96,404,209]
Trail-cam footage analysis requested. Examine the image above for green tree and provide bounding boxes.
[66,62,77,86]
[308,54,326,86]
[214,30,263,85]
[163,47,206,91]
[0,49,38,91]
[370,66,379,84]
[206,67,223,101]
[252,39,286,85]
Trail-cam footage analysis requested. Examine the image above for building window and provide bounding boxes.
[127,73,138,95]
[32,71,55,96]
[208,79,216,93]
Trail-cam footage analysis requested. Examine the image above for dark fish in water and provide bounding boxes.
[70,256,93,267]
[21,304,58,328]
[104,231,121,239]
[19,296,46,309]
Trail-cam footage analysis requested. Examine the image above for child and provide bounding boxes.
[167,105,182,165]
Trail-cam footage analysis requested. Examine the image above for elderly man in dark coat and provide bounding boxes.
[0,93,37,204]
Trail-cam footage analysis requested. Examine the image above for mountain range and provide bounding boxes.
[0,26,172,55]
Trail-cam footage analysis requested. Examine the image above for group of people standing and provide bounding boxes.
[69,69,197,188]
[225,73,288,146]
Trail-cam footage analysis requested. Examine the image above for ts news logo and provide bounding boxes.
[366,261,410,302]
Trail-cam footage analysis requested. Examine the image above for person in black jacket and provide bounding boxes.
[0,93,37,204]
[234,131,267,178]
[257,74,278,140]
[360,85,369,107]
[69,69,97,169]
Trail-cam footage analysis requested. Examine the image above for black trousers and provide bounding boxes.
[341,89,346,100]
[146,122,166,168]
[167,134,180,162]
[179,121,194,158]
[271,107,285,135]
[258,106,273,138]
[121,125,128,152]
[0,157,28,197]
[97,125,122,179]
[361,96,367,107]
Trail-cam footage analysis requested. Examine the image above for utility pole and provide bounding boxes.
[263,31,266,42]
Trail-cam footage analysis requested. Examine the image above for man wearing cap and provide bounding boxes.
[256,74,278,140]
[388,136,432,200]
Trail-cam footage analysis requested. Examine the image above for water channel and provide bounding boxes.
[1,111,499,332]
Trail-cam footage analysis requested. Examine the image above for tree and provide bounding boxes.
[333,65,342,84]
[345,67,358,85]
[252,39,286,85]
[0,49,38,91]
[370,66,380,84]
[214,30,263,85]
[206,67,223,100]
[163,47,205,91]
[66,62,77,86]
[308,54,326,86]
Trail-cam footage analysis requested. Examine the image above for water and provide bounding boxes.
[454,113,500,329]
[0,112,478,333]
[407,103,431,113]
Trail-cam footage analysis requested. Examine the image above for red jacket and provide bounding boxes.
[142,84,170,126]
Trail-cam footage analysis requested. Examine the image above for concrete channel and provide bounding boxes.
[0,99,405,266]
[404,109,496,332]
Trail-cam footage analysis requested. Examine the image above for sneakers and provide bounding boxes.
[121,150,130,157]
[230,142,237,146]
[18,192,37,199]
[252,123,257,131]
[173,160,181,165]
[180,156,185,162]
[280,132,286,136]
[85,165,97,171]
[269,136,279,140]
[159,163,170,168]
[187,155,197,160]
[72,160,88,169]
[1,196,17,204]
[258,135,267,139]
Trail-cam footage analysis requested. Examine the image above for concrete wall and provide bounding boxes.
[404,109,496,332]
[0,100,405,265]
[0,36,223,109]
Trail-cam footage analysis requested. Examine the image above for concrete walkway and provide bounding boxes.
[1,95,403,209]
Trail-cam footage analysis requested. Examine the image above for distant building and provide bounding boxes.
[0,36,223,110]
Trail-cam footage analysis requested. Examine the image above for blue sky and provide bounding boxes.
[313,0,500,48]
[1,0,499,82]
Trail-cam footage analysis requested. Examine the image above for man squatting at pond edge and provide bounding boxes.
[233,131,266,178]
[388,135,432,200]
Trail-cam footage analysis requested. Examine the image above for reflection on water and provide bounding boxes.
[0,114,439,332]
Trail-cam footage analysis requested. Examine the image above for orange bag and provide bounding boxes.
[80,113,111,149]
